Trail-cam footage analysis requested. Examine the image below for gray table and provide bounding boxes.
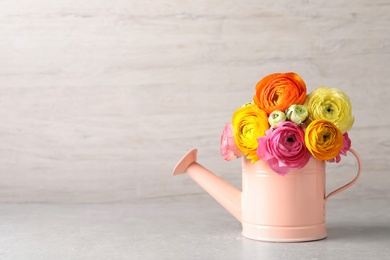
[0,193,388,260]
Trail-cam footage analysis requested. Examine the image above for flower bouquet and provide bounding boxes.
[220,72,354,175]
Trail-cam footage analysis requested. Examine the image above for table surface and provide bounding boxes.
[1,194,389,260]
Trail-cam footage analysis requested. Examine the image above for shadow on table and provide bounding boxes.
[327,224,390,240]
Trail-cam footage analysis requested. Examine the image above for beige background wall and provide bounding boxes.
[0,0,389,203]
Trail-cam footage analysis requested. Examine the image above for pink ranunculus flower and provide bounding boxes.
[257,121,311,175]
[220,123,243,161]
[327,132,351,163]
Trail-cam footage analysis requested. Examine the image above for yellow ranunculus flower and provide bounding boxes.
[304,87,354,133]
[232,104,269,163]
[304,119,343,161]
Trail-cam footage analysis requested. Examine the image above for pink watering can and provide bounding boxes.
[173,148,361,242]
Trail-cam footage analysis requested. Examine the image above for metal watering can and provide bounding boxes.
[173,148,361,242]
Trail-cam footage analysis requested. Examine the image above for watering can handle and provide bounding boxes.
[325,148,362,201]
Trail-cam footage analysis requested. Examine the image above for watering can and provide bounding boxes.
[173,149,361,242]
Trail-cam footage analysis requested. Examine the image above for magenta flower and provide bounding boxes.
[220,123,243,161]
[327,132,351,163]
[257,121,311,175]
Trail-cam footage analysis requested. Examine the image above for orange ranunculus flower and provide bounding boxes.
[304,119,343,161]
[232,104,269,163]
[253,72,307,115]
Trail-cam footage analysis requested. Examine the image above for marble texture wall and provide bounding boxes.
[0,0,389,203]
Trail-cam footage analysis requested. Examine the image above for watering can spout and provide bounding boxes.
[173,149,242,222]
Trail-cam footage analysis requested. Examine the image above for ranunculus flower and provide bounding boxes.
[327,132,351,163]
[220,123,243,161]
[268,110,286,128]
[285,104,308,125]
[253,72,307,115]
[304,86,354,133]
[257,121,311,175]
[232,104,269,163]
[304,119,344,161]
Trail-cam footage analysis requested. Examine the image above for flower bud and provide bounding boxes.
[285,104,308,125]
[268,110,286,128]
[242,101,254,107]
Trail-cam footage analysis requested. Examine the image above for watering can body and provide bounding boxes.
[173,149,361,242]
[241,156,326,241]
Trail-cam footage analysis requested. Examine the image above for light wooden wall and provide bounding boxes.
[0,0,389,203]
